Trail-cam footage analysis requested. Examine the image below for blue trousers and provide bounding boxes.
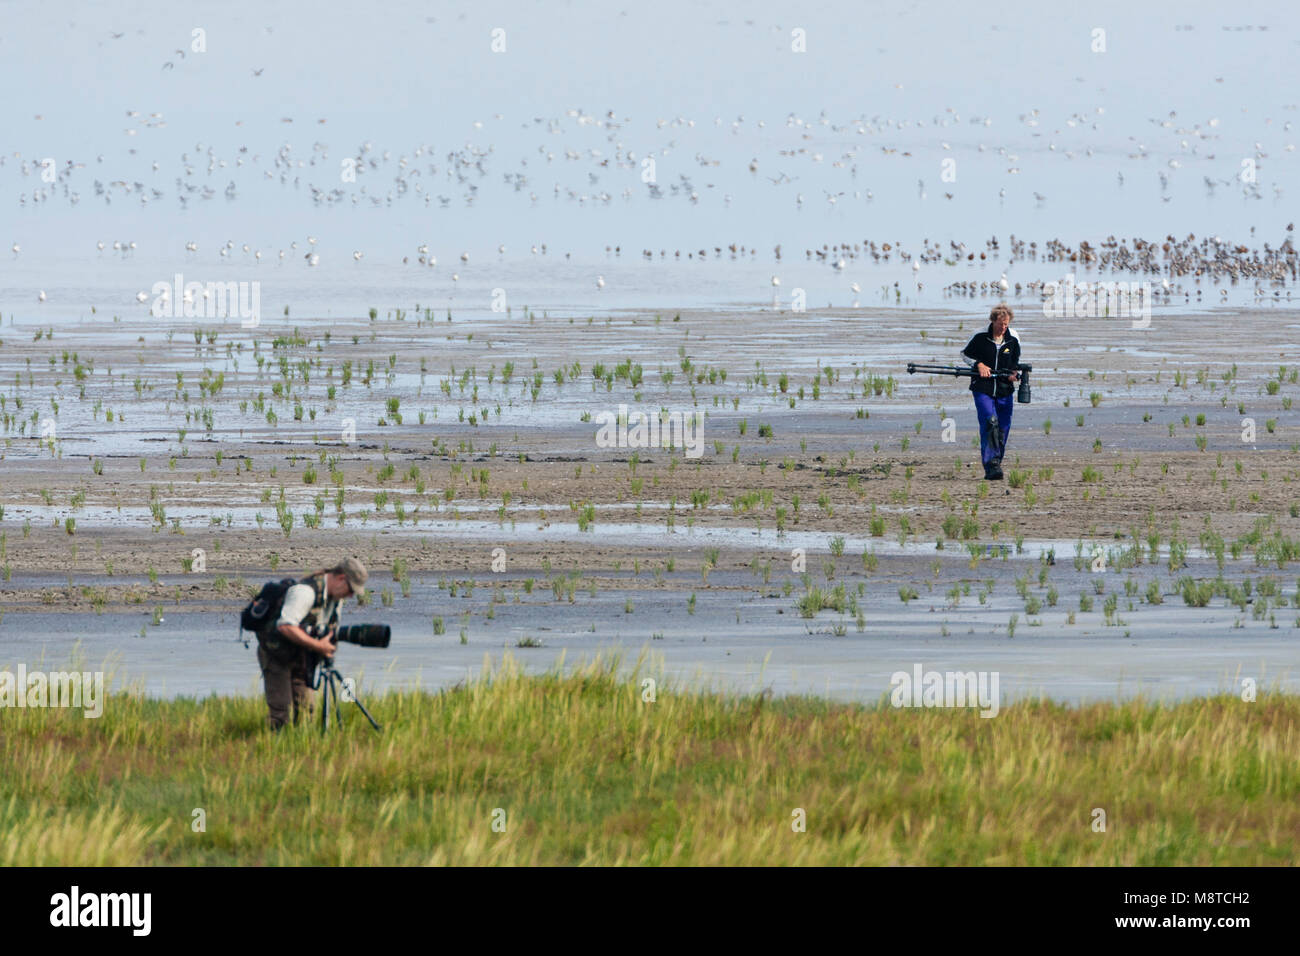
[973,391,1014,467]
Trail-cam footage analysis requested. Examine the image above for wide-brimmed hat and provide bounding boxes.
[338,556,368,598]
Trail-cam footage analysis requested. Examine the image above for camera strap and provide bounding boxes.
[300,573,338,635]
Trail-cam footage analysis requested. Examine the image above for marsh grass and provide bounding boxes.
[1,657,1296,865]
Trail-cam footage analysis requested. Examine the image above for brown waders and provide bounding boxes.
[257,644,315,730]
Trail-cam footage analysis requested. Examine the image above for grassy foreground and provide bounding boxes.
[1,656,1296,865]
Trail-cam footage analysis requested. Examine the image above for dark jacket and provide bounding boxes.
[961,326,1022,398]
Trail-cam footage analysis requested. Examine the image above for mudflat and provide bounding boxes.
[1,305,1297,702]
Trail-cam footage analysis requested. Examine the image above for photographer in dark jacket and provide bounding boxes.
[960,304,1022,480]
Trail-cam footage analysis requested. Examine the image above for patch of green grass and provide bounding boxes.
[1,659,1295,864]
[798,584,847,617]
[1179,578,1214,607]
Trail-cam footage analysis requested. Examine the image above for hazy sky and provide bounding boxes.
[2,1,1296,315]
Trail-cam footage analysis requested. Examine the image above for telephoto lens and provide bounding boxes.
[335,624,391,648]
[1017,365,1032,404]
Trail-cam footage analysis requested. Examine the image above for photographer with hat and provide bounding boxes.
[257,556,368,730]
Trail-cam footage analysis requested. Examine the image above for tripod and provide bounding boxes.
[312,651,382,733]
[904,363,1032,404]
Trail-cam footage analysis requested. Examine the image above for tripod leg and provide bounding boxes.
[318,665,383,733]
[329,671,343,729]
[319,665,344,732]
[335,666,382,732]
[320,668,330,732]
[348,693,383,732]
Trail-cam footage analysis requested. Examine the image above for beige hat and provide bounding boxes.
[337,556,368,598]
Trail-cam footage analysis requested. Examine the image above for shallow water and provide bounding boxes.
[2,537,1290,707]
[3,590,1294,707]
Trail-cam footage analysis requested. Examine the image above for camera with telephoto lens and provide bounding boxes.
[1016,364,1032,404]
[332,624,391,648]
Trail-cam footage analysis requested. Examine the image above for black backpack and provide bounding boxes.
[239,577,299,647]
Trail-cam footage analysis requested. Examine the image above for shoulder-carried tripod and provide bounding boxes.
[906,363,1032,403]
